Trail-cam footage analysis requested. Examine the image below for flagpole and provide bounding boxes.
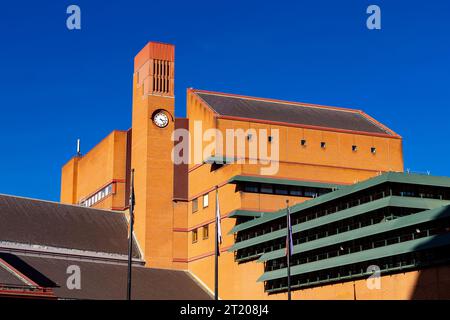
[126,169,135,300]
[286,199,291,301]
[214,185,219,300]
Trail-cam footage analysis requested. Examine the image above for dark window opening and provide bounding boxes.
[261,184,273,194]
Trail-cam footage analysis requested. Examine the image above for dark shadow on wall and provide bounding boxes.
[410,249,450,297]
[409,205,450,299]
[0,252,57,288]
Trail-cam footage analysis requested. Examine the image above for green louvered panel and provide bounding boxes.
[257,232,450,282]
[229,172,450,235]
[258,204,450,262]
[228,196,449,252]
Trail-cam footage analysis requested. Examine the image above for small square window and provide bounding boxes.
[321,142,326,149]
[192,198,198,213]
[301,139,307,146]
[203,194,209,208]
[352,145,358,152]
[192,229,198,243]
[203,225,209,240]
[371,147,377,154]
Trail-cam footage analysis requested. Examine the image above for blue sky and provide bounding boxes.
[0,0,449,201]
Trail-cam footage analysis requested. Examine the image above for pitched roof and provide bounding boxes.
[0,194,139,258]
[0,194,212,299]
[193,90,396,136]
[0,252,210,300]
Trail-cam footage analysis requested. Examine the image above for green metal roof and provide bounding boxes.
[228,210,264,218]
[204,155,236,164]
[257,232,450,282]
[228,175,341,190]
[258,204,450,262]
[228,196,449,252]
[229,172,450,235]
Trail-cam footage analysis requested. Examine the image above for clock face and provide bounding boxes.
[153,111,169,128]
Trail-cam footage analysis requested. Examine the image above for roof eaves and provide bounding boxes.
[215,114,399,139]
[358,110,401,138]
[189,88,220,116]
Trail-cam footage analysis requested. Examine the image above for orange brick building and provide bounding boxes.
[60,41,450,299]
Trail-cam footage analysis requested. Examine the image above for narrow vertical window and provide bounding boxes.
[192,198,198,213]
[203,225,209,240]
[203,194,209,208]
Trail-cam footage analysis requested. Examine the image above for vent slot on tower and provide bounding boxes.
[152,59,171,95]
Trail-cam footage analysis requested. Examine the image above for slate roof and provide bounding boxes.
[0,194,211,300]
[0,252,211,300]
[0,194,139,258]
[194,90,395,136]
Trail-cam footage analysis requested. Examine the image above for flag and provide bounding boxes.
[127,169,135,300]
[216,188,222,255]
[127,172,136,239]
[286,205,294,256]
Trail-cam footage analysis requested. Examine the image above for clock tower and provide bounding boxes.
[131,42,175,268]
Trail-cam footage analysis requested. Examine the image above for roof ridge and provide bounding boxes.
[0,241,143,264]
[0,193,123,215]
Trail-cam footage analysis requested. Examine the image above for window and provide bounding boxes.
[321,142,326,149]
[352,145,358,152]
[244,183,259,193]
[192,198,198,213]
[203,225,209,240]
[192,229,198,243]
[80,182,116,207]
[301,139,307,147]
[371,147,377,154]
[247,134,253,141]
[289,187,302,196]
[261,184,273,194]
[275,186,288,195]
[304,188,318,198]
[268,136,273,142]
[203,194,209,208]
